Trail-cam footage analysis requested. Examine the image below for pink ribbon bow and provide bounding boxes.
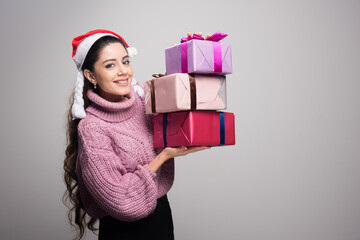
[180,31,228,43]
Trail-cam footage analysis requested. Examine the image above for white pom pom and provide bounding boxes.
[131,77,144,97]
[127,47,137,57]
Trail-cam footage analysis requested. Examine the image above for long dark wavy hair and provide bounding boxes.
[63,35,128,240]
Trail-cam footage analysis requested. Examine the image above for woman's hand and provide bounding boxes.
[187,31,212,40]
[172,31,212,46]
[148,146,210,173]
[163,146,210,158]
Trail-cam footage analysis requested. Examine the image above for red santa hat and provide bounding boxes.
[71,29,142,119]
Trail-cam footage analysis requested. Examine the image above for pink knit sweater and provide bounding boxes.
[76,87,174,222]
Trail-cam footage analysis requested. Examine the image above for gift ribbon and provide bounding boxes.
[189,75,197,110]
[163,113,168,147]
[150,74,197,113]
[180,32,228,74]
[213,42,222,74]
[219,112,225,145]
[150,80,156,113]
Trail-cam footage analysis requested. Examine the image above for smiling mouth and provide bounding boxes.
[113,79,129,87]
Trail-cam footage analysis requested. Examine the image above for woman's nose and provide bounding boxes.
[117,64,128,75]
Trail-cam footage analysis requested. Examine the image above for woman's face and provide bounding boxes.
[87,42,133,102]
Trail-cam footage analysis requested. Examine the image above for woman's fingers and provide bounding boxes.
[177,145,210,155]
[205,33,212,40]
[186,31,212,40]
[185,146,210,153]
[164,146,210,158]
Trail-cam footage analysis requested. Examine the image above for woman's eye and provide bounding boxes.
[123,60,130,65]
[105,63,115,68]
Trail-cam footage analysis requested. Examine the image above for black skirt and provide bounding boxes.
[98,195,174,240]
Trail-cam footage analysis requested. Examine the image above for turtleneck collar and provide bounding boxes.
[85,87,138,122]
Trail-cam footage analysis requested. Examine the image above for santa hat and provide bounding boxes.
[71,29,143,119]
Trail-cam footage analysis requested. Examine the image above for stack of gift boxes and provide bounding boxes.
[144,32,235,148]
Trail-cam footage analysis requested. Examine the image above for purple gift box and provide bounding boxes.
[165,33,232,75]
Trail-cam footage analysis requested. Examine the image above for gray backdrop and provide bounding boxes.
[1,0,359,239]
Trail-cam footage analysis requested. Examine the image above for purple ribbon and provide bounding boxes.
[180,32,228,74]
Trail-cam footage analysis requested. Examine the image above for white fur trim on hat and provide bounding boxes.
[73,33,117,70]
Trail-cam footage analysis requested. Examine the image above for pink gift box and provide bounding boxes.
[144,73,227,114]
[165,39,232,75]
[153,111,235,148]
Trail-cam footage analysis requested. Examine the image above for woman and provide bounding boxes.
[63,29,209,240]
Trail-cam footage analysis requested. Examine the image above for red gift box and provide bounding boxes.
[153,111,235,148]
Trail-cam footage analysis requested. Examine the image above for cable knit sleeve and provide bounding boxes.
[77,121,158,222]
